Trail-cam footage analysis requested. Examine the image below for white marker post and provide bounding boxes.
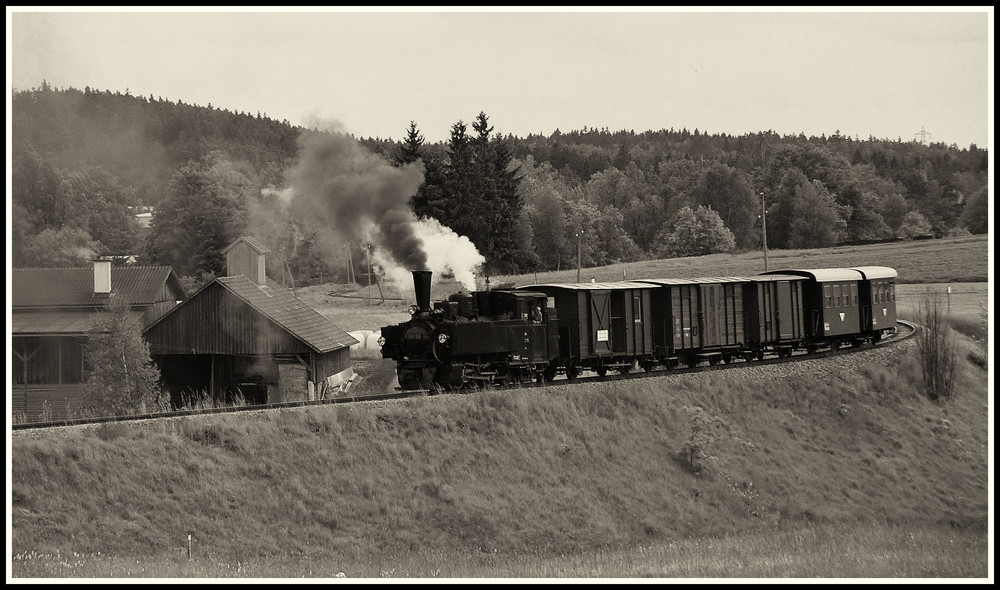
[188,534,192,560]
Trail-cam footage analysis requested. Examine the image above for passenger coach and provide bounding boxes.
[850,266,898,342]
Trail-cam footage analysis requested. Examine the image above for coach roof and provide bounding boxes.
[520,281,657,290]
[635,277,750,286]
[850,266,898,279]
[763,268,864,282]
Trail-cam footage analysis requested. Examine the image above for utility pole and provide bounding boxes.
[760,192,768,273]
[346,242,354,284]
[576,229,584,283]
[366,244,373,305]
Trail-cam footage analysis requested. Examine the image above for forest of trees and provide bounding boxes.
[11,84,990,288]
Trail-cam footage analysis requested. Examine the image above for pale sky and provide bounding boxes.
[7,7,994,149]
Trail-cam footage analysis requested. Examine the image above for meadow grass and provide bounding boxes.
[11,520,986,578]
[11,331,989,579]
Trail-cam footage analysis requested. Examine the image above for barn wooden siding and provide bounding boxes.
[145,282,314,356]
[143,282,185,325]
[223,236,268,285]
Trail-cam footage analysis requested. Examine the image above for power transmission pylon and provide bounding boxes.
[914,125,932,145]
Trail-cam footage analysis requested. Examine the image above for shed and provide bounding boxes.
[143,236,357,405]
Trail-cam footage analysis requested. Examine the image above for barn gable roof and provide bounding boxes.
[12,266,186,309]
[222,235,270,255]
[144,275,357,353]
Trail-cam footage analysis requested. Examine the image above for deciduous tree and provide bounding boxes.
[83,294,165,417]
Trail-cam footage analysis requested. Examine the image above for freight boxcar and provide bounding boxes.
[743,274,807,358]
[520,281,656,378]
[635,277,749,368]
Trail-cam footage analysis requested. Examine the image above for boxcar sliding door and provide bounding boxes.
[589,291,613,355]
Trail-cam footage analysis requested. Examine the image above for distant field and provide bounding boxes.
[299,235,990,332]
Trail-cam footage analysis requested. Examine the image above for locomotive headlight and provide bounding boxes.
[377,336,386,346]
[408,305,419,315]
[437,333,450,344]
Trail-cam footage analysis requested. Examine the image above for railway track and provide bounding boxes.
[11,320,916,432]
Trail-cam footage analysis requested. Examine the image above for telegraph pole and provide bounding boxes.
[760,192,768,273]
[576,229,584,283]
[366,244,373,305]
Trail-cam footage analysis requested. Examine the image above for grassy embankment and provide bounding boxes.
[9,234,991,578]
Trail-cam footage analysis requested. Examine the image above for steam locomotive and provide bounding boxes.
[379,267,898,391]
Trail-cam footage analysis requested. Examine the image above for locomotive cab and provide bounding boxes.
[379,271,559,391]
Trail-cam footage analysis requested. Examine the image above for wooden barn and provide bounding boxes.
[11,260,187,421]
[143,236,357,406]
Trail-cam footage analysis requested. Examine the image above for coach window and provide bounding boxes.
[890,283,895,301]
[633,295,642,323]
[850,284,858,306]
[833,284,842,307]
[824,285,832,308]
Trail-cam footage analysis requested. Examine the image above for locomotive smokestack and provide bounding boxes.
[412,270,432,311]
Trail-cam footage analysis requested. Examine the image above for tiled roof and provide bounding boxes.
[12,310,145,335]
[215,276,357,353]
[12,266,186,308]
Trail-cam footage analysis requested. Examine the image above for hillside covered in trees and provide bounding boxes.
[12,84,989,288]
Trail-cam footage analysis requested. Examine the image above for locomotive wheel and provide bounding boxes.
[806,345,817,355]
[543,365,557,382]
[596,367,608,377]
[831,341,841,352]
[686,358,700,369]
[641,361,653,373]
[708,356,720,367]
[566,366,580,380]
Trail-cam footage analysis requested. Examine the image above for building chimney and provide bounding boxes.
[94,258,112,294]
[412,270,432,311]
